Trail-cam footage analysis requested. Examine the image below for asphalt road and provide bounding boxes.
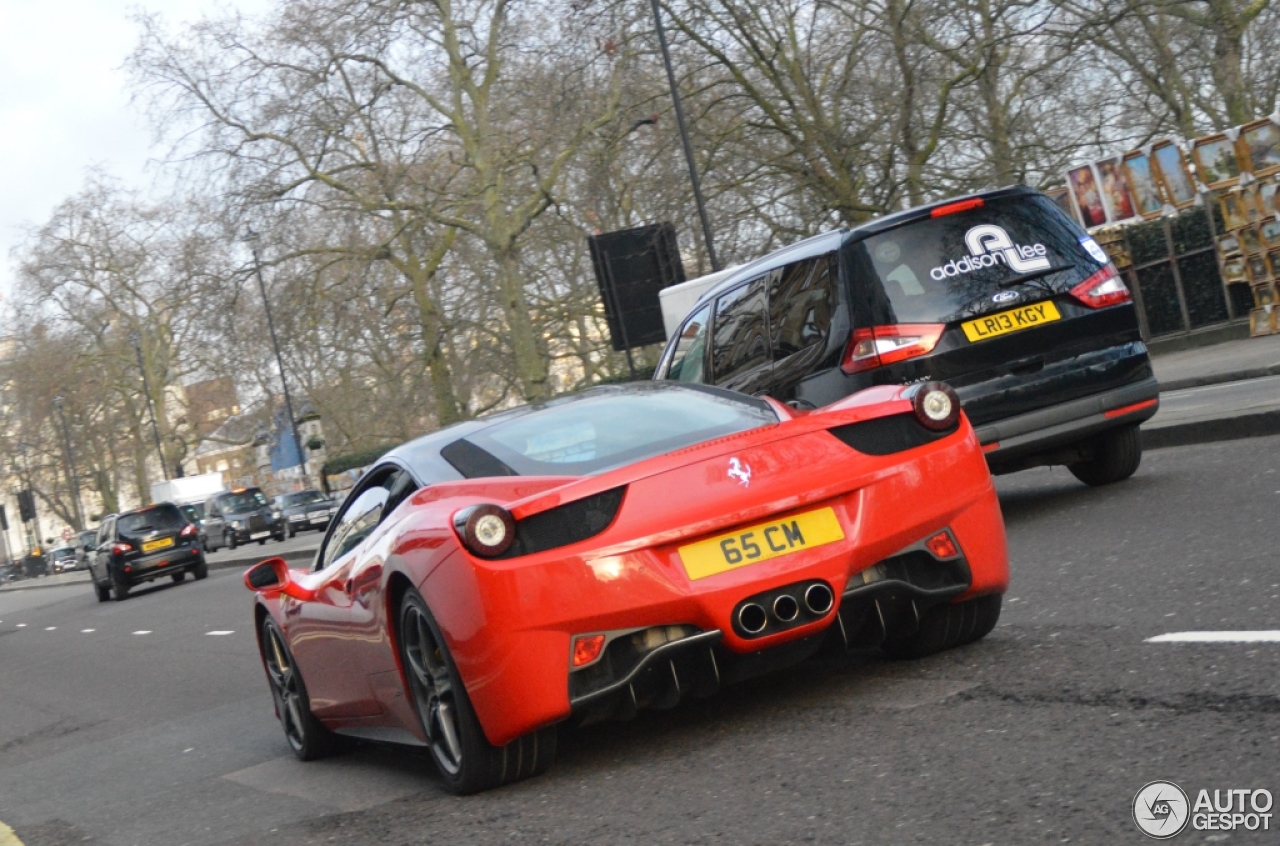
[1,435,1277,845]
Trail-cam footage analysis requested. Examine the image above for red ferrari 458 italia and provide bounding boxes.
[245,381,1008,793]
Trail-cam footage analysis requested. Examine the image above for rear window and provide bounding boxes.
[844,194,1106,325]
[443,385,777,478]
[118,505,186,535]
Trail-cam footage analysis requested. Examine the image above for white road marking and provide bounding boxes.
[205,630,234,636]
[44,626,56,631]
[132,630,152,635]
[81,629,95,633]
[15,624,26,628]
[1146,631,1280,643]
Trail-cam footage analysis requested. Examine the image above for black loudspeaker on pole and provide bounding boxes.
[588,222,687,376]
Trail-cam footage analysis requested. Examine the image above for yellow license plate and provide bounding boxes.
[679,507,845,581]
[142,537,175,553]
[961,300,1061,342]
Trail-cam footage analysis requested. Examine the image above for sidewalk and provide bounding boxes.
[1145,332,1280,449]
[1151,331,1280,391]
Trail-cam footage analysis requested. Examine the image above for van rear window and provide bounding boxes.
[844,195,1106,325]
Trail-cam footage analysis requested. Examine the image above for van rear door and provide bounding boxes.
[841,191,1148,425]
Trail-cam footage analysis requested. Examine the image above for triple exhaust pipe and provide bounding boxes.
[736,581,834,637]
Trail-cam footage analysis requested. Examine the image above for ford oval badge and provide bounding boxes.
[992,290,1020,304]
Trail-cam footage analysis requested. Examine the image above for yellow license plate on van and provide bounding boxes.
[961,301,1061,342]
[142,537,174,553]
[679,507,845,581]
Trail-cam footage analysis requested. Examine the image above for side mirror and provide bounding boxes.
[243,556,314,601]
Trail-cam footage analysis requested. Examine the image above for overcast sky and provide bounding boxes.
[0,0,271,307]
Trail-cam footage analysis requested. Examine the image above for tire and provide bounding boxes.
[94,580,111,602]
[882,594,1002,660]
[258,539,267,546]
[193,556,208,580]
[1068,424,1142,487]
[259,617,343,761]
[171,571,186,583]
[226,530,237,551]
[398,589,556,794]
[287,525,296,539]
[111,569,131,602]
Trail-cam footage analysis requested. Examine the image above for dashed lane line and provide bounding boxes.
[132,631,152,635]
[1146,631,1280,643]
[206,630,235,636]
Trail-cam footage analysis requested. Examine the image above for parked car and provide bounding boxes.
[655,185,1159,486]
[273,489,339,537]
[245,381,1008,793]
[202,487,286,551]
[88,502,208,601]
[74,528,97,569]
[49,546,78,573]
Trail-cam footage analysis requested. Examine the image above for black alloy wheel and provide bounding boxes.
[398,588,556,794]
[259,617,341,761]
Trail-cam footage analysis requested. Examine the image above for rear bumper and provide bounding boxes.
[977,376,1159,471]
[116,546,203,584]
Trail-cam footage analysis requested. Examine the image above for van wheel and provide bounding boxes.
[95,581,111,602]
[1068,425,1142,486]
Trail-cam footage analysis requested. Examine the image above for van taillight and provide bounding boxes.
[841,324,945,374]
[1070,264,1130,308]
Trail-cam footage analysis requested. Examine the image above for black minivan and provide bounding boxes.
[655,186,1159,485]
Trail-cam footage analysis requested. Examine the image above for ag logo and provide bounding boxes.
[1133,780,1190,839]
[929,224,1051,281]
[992,290,1020,304]
[727,457,752,487]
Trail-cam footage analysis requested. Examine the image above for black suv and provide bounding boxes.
[656,185,1159,485]
[201,487,286,551]
[274,489,338,537]
[90,503,208,601]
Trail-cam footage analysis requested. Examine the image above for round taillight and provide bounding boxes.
[453,504,516,558]
[912,381,961,431]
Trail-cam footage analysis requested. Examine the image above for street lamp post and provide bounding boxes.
[129,329,169,485]
[648,0,720,272]
[52,395,86,530]
[243,227,307,486]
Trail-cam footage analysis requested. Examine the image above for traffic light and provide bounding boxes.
[17,489,35,522]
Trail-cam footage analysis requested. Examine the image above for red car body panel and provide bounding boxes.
[249,386,1008,748]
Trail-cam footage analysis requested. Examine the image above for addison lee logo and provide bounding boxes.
[929,224,1051,281]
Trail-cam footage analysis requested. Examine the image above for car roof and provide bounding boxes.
[690,184,1039,311]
